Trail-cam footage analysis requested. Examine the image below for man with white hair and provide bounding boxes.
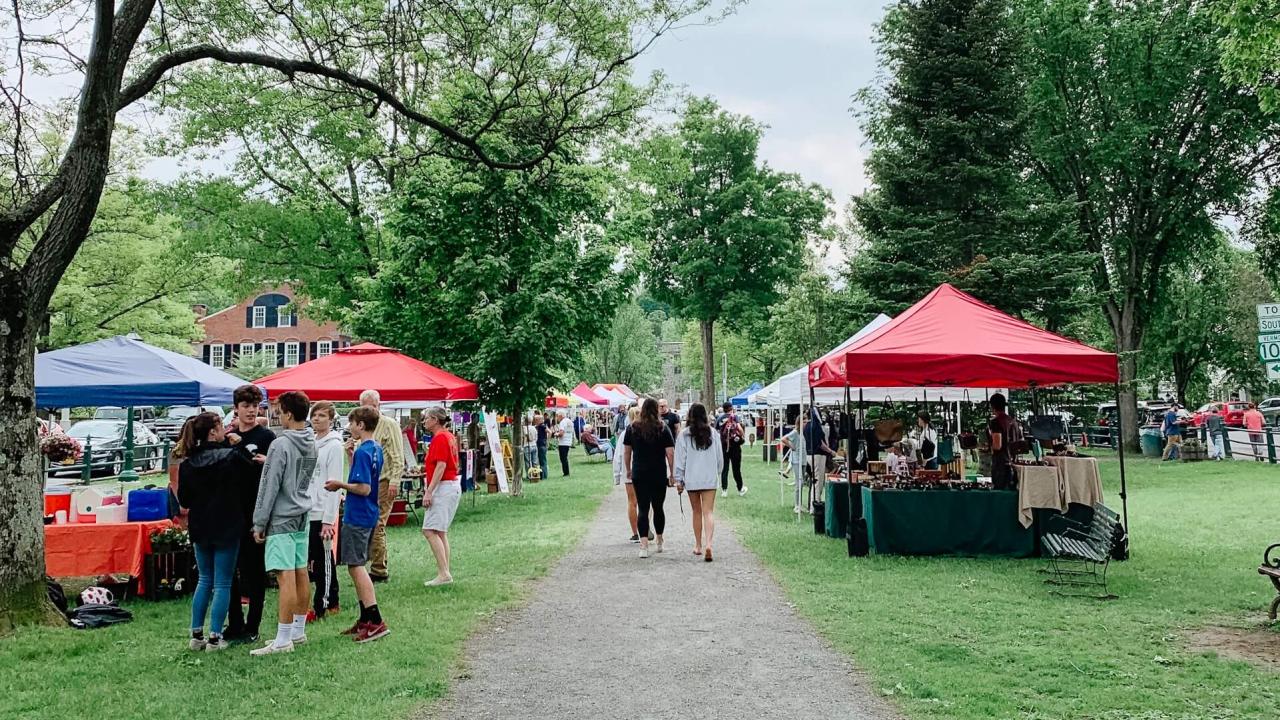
[360,389,406,582]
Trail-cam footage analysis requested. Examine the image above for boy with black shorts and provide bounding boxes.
[325,406,389,643]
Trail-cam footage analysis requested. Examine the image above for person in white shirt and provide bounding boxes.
[886,443,909,476]
[555,411,575,477]
[307,401,344,619]
[674,403,724,562]
[914,412,939,470]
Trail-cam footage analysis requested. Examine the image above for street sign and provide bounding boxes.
[1262,342,1280,362]
[1261,318,1280,333]
[1261,333,1280,344]
[1268,362,1280,381]
[1258,303,1280,319]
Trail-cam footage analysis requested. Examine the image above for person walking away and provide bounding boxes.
[249,391,318,656]
[915,412,939,470]
[1161,403,1183,461]
[420,407,461,586]
[987,393,1017,488]
[556,411,574,477]
[623,399,676,558]
[1244,403,1266,462]
[175,412,255,652]
[614,407,653,543]
[1205,408,1225,460]
[223,384,275,645]
[361,389,405,584]
[325,406,390,643]
[718,404,746,498]
[675,404,724,562]
[307,401,344,619]
[659,399,681,439]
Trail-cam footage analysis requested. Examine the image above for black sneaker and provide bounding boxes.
[225,631,259,645]
[370,575,390,584]
[629,534,640,543]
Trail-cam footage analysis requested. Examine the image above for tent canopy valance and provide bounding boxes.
[256,343,478,402]
[809,284,1118,389]
[570,383,610,406]
[36,335,255,408]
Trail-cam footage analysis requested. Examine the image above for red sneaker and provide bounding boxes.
[341,621,364,636]
[305,610,318,623]
[354,622,389,644]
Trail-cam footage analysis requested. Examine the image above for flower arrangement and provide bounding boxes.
[149,526,191,552]
[40,433,82,463]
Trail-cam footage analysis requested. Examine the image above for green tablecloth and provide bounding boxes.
[825,481,851,539]
[861,486,1035,557]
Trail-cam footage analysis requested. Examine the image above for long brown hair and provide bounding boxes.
[172,412,222,459]
[687,403,712,450]
[631,398,665,441]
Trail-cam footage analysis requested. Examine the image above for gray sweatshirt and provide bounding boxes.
[252,426,317,536]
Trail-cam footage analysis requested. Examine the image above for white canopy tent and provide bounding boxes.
[750,314,1004,406]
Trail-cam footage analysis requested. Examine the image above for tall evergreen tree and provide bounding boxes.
[849,0,1088,322]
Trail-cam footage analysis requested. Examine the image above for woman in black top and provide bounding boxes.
[175,412,252,651]
[623,398,675,558]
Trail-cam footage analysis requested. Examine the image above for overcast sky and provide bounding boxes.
[633,1,883,205]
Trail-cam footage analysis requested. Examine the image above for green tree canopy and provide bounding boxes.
[628,97,830,403]
[574,301,664,394]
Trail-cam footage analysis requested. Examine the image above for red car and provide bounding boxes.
[1191,401,1249,428]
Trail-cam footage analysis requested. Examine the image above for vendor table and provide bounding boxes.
[825,480,850,539]
[861,486,1035,557]
[44,519,172,592]
[1043,455,1104,507]
[1016,464,1063,528]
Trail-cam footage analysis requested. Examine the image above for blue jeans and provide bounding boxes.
[192,540,239,636]
[537,445,548,479]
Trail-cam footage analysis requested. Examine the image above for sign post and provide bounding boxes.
[1259,305,1280,379]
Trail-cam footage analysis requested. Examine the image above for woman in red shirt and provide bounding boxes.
[421,407,460,586]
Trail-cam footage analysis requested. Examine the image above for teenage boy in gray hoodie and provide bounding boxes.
[250,390,318,657]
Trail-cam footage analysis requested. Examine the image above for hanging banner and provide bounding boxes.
[483,408,509,493]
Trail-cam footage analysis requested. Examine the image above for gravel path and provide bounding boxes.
[424,484,899,720]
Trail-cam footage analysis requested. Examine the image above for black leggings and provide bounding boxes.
[720,444,743,491]
[634,475,668,538]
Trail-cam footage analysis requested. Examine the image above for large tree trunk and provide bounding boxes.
[699,319,715,406]
[508,404,524,497]
[1110,303,1143,454]
[0,278,63,632]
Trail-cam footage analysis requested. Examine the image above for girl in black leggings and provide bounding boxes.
[623,398,676,559]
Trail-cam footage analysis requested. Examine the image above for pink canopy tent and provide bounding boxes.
[570,383,610,406]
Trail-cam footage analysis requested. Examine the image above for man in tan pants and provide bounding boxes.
[361,389,405,582]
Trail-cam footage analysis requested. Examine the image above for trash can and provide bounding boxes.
[1140,428,1163,458]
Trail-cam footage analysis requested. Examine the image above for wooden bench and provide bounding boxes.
[1042,502,1121,599]
[1258,544,1280,620]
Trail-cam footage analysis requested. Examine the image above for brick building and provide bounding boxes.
[194,285,352,370]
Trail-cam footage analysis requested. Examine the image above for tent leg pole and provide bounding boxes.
[1114,383,1130,549]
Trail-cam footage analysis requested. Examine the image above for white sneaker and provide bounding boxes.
[739,487,749,497]
[639,547,650,559]
[188,636,207,651]
[291,634,308,646]
[250,640,294,656]
[721,489,728,498]
[205,636,229,652]
[656,538,664,553]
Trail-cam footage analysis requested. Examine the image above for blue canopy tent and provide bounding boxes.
[730,382,764,407]
[36,335,253,408]
[36,336,256,480]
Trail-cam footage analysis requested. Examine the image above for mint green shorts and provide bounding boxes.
[265,530,308,572]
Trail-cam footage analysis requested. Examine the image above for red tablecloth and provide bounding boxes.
[44,519,172,592]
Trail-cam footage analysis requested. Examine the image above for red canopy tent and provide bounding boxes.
[570,383,610,406]
[808,283,1127,534]
[256,343,478,402]
[810,284,1118,389]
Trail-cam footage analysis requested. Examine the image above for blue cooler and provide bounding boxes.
[127,488,170,522]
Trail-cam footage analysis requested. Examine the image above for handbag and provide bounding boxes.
[873,399,904,444]
[959,432,979,450]
[937,435,956,464]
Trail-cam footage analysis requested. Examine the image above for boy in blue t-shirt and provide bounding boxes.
[324,406,388,643]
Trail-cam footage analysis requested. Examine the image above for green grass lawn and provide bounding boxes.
[0,463,611,720]
[724,451,1280,720]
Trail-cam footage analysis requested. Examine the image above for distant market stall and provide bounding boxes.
[807,284,1123,558]
[256,342,478,402]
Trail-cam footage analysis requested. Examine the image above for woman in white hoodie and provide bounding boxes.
[674,403,723,562]
[307,401,345,619]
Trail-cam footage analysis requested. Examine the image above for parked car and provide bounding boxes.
[1191,401,1250,428]
[93,406,157,430]
[1095,401,1148,427]
[153,405,223,440]
[1257,397,1280,411]
[62,420,162,476]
